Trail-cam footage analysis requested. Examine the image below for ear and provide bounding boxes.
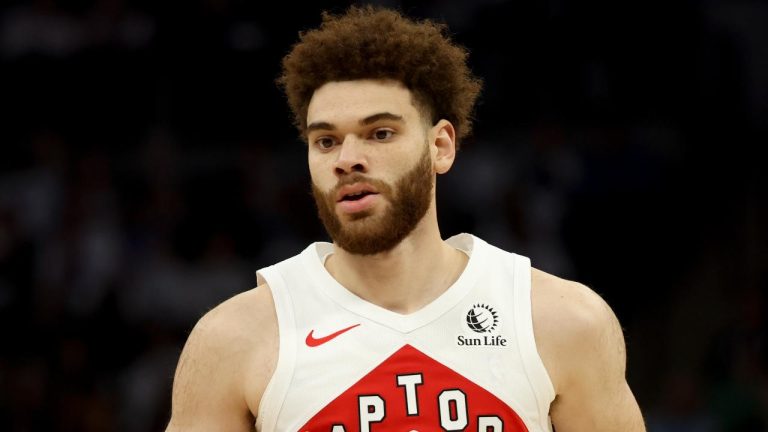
[431,119,457,174]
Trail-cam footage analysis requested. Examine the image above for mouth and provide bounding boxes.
[339,190,377,202]
[336,184,379,203]
[335,183,381,214]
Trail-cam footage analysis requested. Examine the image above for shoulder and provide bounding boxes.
[191,284,278,402]
[168,284,278,427]
[530,268,625,394]
[529,268,646,430]
[530,268,616,332]
[184,284,277,360]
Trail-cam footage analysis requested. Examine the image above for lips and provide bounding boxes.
[335,183,381,214]
[336,183,379,203]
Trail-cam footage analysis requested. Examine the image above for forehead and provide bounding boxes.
[307,79,420,126]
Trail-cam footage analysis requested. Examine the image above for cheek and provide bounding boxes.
[308,154,333,186]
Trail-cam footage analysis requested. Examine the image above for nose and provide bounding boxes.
[334,135,368,175]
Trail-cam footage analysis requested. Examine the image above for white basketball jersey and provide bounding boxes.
[255,233,555,432]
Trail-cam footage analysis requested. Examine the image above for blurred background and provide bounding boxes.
[0,0,766,430]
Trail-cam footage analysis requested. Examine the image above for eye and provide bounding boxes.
[371,129,394,141]
[314,136,336,150]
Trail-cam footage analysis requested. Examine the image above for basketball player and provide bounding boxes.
[165,6,645,431]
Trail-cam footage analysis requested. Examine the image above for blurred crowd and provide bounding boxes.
[0,0,766,430]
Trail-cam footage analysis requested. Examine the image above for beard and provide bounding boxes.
[311,144,433,255]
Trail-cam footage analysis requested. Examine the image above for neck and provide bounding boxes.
[324,209,468,314]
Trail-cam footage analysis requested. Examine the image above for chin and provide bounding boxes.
[344,209,376,222]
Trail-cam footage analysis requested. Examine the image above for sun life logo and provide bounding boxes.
[465,304,499,333]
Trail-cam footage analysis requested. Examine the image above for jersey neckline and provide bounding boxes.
[300,233,485,334]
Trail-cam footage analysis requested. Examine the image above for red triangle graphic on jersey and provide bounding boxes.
[299,344,530,431]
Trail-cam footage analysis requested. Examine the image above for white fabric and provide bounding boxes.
[256,233,554,431]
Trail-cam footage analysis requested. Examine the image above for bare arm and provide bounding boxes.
[533,270,645,432]
[166,286,277,432]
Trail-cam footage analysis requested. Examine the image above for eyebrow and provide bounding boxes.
[306,112,404,133]
[360,112,403,125]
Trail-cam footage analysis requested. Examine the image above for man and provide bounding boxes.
[166,6,645,431]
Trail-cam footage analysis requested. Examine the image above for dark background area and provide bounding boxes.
[0,0,766,430]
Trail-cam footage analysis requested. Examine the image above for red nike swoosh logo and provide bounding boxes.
[305,324,360,347]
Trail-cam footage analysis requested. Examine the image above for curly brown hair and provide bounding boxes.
[278,5,482,147]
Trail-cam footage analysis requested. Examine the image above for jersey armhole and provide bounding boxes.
[512,255,556,431]
[255,267,297,431]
